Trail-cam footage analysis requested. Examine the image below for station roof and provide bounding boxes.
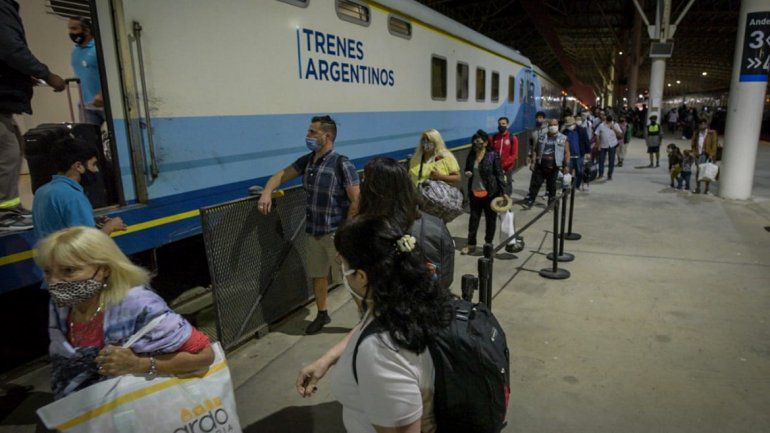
[416,0,740,103]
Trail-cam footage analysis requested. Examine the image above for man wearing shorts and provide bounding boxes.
[259,115,360,334]
[645,115,662,168]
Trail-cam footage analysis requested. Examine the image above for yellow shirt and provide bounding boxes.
[408,152,460,185]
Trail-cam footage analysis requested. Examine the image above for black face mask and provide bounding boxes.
[497,125,507,133]
[69,32,86,45]
[81,170,99,186]
[535,121,542,128]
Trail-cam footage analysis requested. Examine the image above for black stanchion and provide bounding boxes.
[539,193,570,280]
[478,257,493,309]
[564,181,582,241]
[547,187,575,262]
[461,274,478,302]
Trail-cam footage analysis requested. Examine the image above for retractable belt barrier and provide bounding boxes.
[461,178,583,310]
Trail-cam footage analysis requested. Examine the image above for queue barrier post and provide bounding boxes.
[539,192,570,280]
[461,274,479,302]
[478,257,493,309]
[564,180,582,241]
[547,184,575,263]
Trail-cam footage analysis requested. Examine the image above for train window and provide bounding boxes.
[336,0,370,26]
[476,67,486,101]
[456,62,469,101]
[491,72,500,102]
[508,76,514,102]
[431,56,447,100]
[519,78,525,103]
[388,15,412,39]
[277,0,309,7]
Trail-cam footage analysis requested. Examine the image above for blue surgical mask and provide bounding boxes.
[305,137,319,152]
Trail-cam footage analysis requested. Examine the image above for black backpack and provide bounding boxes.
[353,298,510,433]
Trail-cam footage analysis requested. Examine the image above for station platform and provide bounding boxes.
[1,137,769,433]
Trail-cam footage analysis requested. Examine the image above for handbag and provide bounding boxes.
[698,161,718,183]
[37,318,242,433]
[418,179,464,223]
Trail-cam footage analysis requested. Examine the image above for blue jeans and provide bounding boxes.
[599,146,617,178]
[569,156,583,188]
[677,172,691,190]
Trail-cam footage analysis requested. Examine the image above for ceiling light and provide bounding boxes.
[676,80,681,84]
[702,72,708,76]
[619,51,623,55]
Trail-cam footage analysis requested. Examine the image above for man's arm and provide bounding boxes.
[0,5,49,79]
[563,139,570,172]
[346,185,360,220]
[258,165,301,214]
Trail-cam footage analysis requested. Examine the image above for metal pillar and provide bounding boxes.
[628,7,642,105]
[721,0,770,200]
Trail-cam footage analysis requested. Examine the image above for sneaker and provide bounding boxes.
[647,164,654,168]
[461,245,476,255]
[656,163,660,168]
[0,213,33,231]
[7,206,32,218]
[305,311,331,335]
[523,200,534,209]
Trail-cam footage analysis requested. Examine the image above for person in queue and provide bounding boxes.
[489,116,518,195]
[67,16,104,125]
[562,116,589,190]
[408,129,460,186]
[524,118,570,209]
[528,111,548,164]
[36,226,214,400]
[297,216,450,433]
[259,115,360,334]
[594,114,622,180]
[32,136,125,241]
[462,130,505,255]
[1,0,67,231]
[616,116,631,167]
[357,156,454,290]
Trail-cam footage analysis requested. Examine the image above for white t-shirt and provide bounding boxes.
[330,318,436,433]
[595,122,621,149]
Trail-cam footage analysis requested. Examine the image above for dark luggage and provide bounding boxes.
[354,298,511,433]
[411,212,454,290]
[22,78,115,208]
[583,159,598,182]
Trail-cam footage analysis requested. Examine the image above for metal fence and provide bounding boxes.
[200,188,312,350]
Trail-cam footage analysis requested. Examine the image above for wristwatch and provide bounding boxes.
[147,356,157,379]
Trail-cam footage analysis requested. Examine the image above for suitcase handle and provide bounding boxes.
[64,78,86,123]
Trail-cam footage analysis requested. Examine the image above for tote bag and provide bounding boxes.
[37,317,241,433]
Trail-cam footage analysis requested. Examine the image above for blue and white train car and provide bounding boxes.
[1,0,564,293]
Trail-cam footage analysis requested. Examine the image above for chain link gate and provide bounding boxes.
[200,188,312,350]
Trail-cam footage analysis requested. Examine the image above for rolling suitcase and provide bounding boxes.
[22,79,114,208]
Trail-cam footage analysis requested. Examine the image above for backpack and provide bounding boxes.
[583,159,598,182]
[410,212,455,291]
[353,298,510,433]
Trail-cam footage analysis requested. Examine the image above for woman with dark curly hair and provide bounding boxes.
[296,216,451,433]
[358,157,454,290]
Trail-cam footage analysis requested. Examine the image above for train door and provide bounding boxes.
[16,0,124,209]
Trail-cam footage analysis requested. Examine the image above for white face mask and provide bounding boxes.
[576,120,583,126]
[548,125,559,134]
[567,124,576,130]
[341,263,364,301]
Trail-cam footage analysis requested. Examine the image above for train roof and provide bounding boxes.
[375,1,547,73]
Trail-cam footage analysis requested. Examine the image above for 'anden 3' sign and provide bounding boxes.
[739,12,770,82]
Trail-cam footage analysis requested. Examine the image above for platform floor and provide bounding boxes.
[2,137,769,433]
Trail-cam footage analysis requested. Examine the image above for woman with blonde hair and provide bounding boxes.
[408,129,461,186]
[36,226,214,399]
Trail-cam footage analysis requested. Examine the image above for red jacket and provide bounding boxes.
[489,131,518,171]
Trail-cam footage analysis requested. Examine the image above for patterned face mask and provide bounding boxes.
[48,269,106,308]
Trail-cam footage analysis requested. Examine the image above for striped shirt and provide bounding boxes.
[293,150,359,236]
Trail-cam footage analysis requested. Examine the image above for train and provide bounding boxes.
[1,0,571,293]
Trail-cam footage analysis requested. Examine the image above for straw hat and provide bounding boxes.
[491,195,513,213]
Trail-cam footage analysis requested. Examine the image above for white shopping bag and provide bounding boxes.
[698,162,719,183]
[498,210,516,245]
[37,341,241,433]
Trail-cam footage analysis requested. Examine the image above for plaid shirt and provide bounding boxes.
[292,150,359,236]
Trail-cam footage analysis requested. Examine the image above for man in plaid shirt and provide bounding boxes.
[259,116,360,334]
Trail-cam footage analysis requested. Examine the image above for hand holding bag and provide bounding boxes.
[37,318,242,433]
[419,179,464,223]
